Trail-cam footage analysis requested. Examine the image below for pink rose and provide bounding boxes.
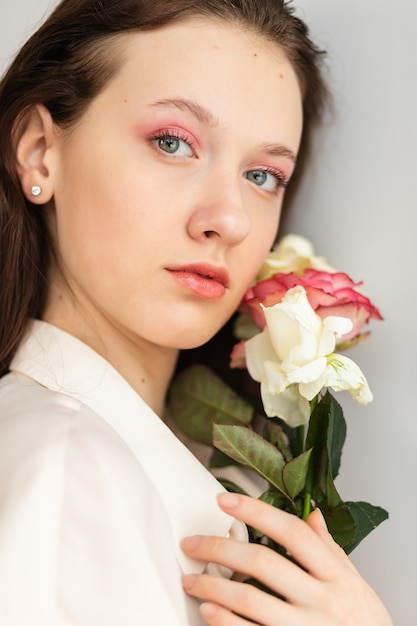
[241,269,383,344]
[229,340,247,369]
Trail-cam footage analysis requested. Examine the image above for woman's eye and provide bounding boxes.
[154,134,193,157]
[245,169,285,192]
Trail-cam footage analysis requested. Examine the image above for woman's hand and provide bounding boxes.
[181,493,392,626]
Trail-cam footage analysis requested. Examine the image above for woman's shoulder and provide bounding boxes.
[0,370,102,438]
[0,371,134,476]
[0,371,157,518]
[0,374,180,622]
[0,370,84,417]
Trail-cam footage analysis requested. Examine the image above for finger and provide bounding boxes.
[183,573,295,626]
[306,509,358,573]
[200,602,257,626]
[216,492,350,580]
[181,534,318,604]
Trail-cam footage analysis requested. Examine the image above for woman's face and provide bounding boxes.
[46,19,303,352]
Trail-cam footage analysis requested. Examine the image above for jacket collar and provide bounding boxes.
[11,320,245,574]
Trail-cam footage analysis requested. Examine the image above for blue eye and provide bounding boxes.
[245,168,286,192]
[153,133,193,157]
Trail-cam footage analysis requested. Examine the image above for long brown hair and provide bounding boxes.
[0,0,328,376]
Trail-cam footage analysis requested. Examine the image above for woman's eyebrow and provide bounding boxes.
[260,143,297,163]
[149,98,220,127]
[149,98,297,163]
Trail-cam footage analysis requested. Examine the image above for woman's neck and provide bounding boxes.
[43,280,179,417]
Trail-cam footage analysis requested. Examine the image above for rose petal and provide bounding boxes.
[319,315,353,355]
[245,330,278,383]
[264,288,322,365]
[260,382,310,427]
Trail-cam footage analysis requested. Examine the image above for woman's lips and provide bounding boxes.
[166,264,229,299]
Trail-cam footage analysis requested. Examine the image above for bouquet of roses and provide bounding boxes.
[169,234,388,556]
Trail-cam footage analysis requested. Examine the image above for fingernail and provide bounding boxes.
[314,507,329,531]
[200,603,218,619]
[217,492,241,508]
[181,535,202,552]
[182,574,197,590]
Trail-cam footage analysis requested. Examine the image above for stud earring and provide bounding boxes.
[31,185,42,197]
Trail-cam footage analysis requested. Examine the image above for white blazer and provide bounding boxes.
[0,320,248,625]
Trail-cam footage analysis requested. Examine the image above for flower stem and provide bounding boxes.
[297,425,305,451]
[310,394,319,412]
[302,492,312,521]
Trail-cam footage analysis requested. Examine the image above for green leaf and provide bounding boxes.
[169,365,253,445]
[322,500,389,553]
[343,502,389,554]
[263,422,293,462]
[304,401,329,498]
[209,448,241,468]
[259,489,288,509]
[304,392,346,504]
[213,424,288,496]
[324,392,346,479]
[323,505,356,548]
[216,479,248,495]
[282,449,312,498]
[234,314,260,340]
[324,466,342,509]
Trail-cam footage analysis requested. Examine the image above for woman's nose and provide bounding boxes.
[187,173,251,246]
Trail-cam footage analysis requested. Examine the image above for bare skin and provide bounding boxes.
[182,493,393,626]
[17,17,392,626]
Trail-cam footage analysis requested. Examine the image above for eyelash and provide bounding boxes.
[149,129,289,193]
[254,166,289,192]
[149,129,198,155]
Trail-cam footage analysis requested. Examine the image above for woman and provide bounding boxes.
[0,0,392,624]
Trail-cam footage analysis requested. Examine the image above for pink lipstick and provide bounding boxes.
[166,264,229,299]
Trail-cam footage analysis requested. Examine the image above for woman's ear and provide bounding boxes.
[15,104,58,204]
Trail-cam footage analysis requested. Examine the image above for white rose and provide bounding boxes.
[256,233,336,281]
[245,286,372,426]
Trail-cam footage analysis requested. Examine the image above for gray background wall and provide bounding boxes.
[288,4,417,624]
[1,1,416,624]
